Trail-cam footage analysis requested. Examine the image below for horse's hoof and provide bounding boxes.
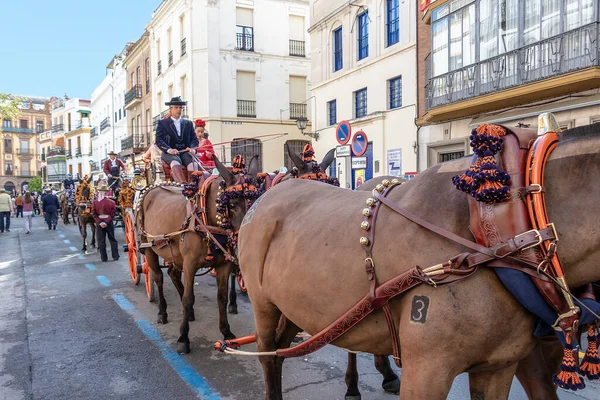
[223,332,236,341]
[177,342,190,354]
[345,395,361,400]
[382,377,400,394]
[188,311,195,322]
[157,314,168,324]
[228,305,238,314]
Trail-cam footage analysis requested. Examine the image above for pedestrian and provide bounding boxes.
[11,195,16,217]
[91,184,119,262]
[15,193,23,217]
[41,187,60,230]
[22,191,34,234]
[0,189,11,233]
[33,194,40,215]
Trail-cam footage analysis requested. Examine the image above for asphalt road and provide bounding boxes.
[1,217,598,400]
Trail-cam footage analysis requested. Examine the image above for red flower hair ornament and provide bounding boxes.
[195,119,206,128]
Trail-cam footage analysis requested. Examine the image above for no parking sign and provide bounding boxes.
[336,120,351,145]
[351,130,368,157]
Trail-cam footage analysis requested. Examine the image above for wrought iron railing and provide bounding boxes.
[16,149,34,155]
[47,147,65,157]
[181,38,187,56]
[90,161,99,171]
[66,149,72,158]
[157,60,162,76]
[4,170,13,176]
[121,135,145,151]
[51,123,64,133]
[1,127,34,134]
[289,103,307,119]
[125,85,142,107]
[237,100,256,118]
[75,147,82,156]
[236,33,254,51]
[426,23,600,110]
[90,127,98,138]
[289,40,305,57]
[100,117,110,131]
[168,50,173,67]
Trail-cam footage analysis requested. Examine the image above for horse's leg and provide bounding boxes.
[374,355,400,394]
[399,362,454,400]
[344,353,361,400]
[468,364,518,400]
[90,220,96,247]
[81,224,88,252]
[167,265,191,320]
[255,302,284,400]
[228,264,238,315]
[515,336,561,400]
[148,251,168,324]
[177,262,197,354]
[216,264,235,339]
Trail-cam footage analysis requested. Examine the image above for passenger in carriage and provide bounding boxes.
[194,119,216,170]
[155,96,198,183]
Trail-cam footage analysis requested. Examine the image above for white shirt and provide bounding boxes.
[171,117,182,136]
[111,159,117,168]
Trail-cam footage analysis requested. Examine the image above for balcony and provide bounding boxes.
[289,103,307,120]
[289,40,305,57]
[47,147,65,157]
[48,174,67,183]
[90,126,98,138]
[121,135,146,153]
[90,161,99,171]
[237,100,256,118]
[157,60,162,76]
[236,33,254,52]
[4,169,13,176]
[16,149,34,156]
[168,50,173,67]
[66,149,72,158]
[181,38,187,56]
[1,127,34,134]
[125,84,142,108]
[100,117,110,131]
[51,124,64,134]
[75,147,82,157]
[41,154,46,162]
[423,23,600,122]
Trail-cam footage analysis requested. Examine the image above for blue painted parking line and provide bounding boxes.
[96,276,112,287]
[59,234,65,238]
[63,239,71,244]
[85,263,97,271]
[69,246,78,251]
[78,254,85,260]
[111,294,222,399]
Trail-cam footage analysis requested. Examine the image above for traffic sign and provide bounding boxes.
[351,130,368,157]
[336,145,351,157]
[336,120,351,145]
[351,157,367,169]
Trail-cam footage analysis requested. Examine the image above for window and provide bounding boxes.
[357,11,369,60]
[333,27,343,71]
[354,88,367,118]
[284,140,310,170]
[36,120,44,133]
[146,109,151,145]
[3,119,10,128]
[20,119,28,129]
[145,58,150,93]
[232,138,262,171]
[328,100,337,126]
[119,109,122,120]
[115,112,117,122]
[389,76,402,109]
[21,162,30,176]
[123,107,126,117]
[136,66,141,86]
[4,138,12,152]
[328,158,337,178]
[236,71,257,117]
[289,76,307,119]
[387,0,400,46]
[236,8,254,51]
[131,72,135,88]
[69,165,73,175]
[78,163,83,178]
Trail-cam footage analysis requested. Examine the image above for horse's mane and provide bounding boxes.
[561,122,600,142]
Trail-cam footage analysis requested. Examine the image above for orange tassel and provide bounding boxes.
[580,326,600,380]
[553,331,586,390]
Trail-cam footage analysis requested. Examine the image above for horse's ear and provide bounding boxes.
[319,148,336,172]
[247,155,260,177]
[213,155,236,186]
[286,143,304,169]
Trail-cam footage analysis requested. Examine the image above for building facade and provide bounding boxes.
[91,45,132,179]
[308,0,417,188]
[0,95,52,193]
[147,0,312,172]
[123,31,153,170]
[417,0,600,170]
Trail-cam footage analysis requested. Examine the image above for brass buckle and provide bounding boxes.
[529,184,542,194]
[546,222,559,242]
[515,229,543,251]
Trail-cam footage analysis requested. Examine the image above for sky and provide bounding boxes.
[0,0,161,100]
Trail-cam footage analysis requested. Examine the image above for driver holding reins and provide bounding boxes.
[103,151,126,190]
[155,96,198,183]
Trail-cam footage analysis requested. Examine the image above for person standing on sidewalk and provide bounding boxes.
[0,189,11,233]
[41,187,60,230]
[15,193,23,218]
[91,184,119,262]
[22,191,34,234]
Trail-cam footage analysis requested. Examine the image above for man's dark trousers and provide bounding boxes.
[0,211,10,232]
[16,205,23,218]
[45,212,58,229]
[96,221,119,261]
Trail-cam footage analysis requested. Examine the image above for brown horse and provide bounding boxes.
[138,155,260,354]
[236,126,600,399]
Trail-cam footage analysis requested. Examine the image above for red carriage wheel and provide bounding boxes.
[237,273,247,293]
[125,211,140,285]
[141,256,156,302]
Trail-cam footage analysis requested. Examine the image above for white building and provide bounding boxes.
[147,0,312,172]
[91,46,132,178]
[308,0,417,189]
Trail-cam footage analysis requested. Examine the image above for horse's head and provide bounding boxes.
[213,154,263,234]
[286,143,336,178]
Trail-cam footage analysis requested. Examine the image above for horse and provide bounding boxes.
[236,124,600,399]
[76,184,96,253]
[138,155,260,354]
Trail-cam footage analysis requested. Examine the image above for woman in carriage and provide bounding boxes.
[194,119,215,171]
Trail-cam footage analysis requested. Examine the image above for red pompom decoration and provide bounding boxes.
[195,119,206,128]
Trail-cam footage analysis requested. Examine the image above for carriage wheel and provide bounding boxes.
[125,211,141,285]
[140,256,156,302]
[237,274,248,293]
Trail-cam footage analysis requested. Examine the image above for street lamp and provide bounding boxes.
[295,117,319,141]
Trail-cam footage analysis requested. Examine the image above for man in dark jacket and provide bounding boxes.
[42,187,60,230]
[91,184,119,262]
[103,151,126,191]
[155,96,198,183]
[63,174,75,190]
